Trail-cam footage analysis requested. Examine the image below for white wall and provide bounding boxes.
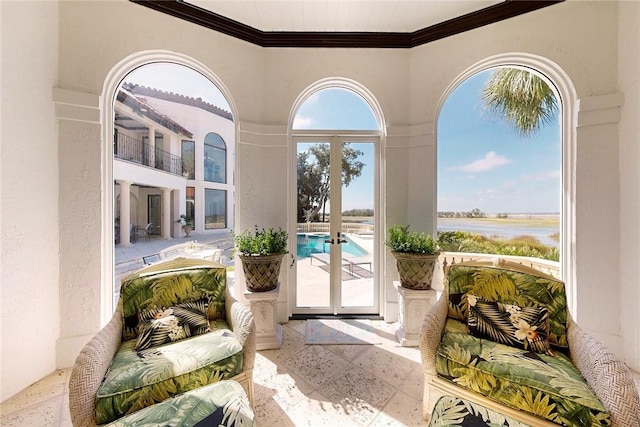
[0,1,60,401]
[52,0,635,363]
[2,0,639,401]
[618,0,640,371]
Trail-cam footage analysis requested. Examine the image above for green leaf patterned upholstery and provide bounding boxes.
[434,262,614,426]
[95,322,243,424]
[436,318,610,426]
[104,380,255,427]
[92,261,246,425]
[447,264,569,350]
[429,395,531,427]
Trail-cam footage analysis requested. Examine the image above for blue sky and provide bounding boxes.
[122,63,560,214]
[438,70,560,214]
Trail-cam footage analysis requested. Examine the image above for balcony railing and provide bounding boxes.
[438,251,560,279]
[114,133,183,176]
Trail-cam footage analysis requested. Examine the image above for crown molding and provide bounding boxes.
[130,0,563,49]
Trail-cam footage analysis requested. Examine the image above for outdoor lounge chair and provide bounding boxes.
[69,258,256,426]
[420,258,640,426]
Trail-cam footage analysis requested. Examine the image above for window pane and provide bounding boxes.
[182,140,195,179]
[204,133,226,183]
[205,189,226,229]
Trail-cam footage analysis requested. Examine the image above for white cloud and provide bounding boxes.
[293,116,313,129]
[522,170,561,181]
[451,151,511,172]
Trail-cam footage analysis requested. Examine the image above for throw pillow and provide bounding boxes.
[134,298,211,351]
[467,294,553,355]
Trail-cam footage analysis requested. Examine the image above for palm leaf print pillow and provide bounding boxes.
[135,298,211,351]
[467,294,553,355]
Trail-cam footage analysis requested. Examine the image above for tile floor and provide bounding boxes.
[3,319,640,427]
[0,320,426,426]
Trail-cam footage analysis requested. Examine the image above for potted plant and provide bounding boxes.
[176,214,194,237]
[233,226,289,292]
[386,225,440,290]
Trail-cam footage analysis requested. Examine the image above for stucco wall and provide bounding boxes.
[0,1,60,401]
[618,0,640,371]
[54,0,630,360]
[2,0,639,401]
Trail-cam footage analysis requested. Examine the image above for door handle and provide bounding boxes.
[324,238,334,244]
[337,232,347,244]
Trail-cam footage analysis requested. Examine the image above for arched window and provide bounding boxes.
[104,53,236,320]
[436,55,577,311]
[438,67,560,259]
[204,132,226,183]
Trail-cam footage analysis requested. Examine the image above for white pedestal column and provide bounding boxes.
[244,282,283,350]
[394,281,437,347]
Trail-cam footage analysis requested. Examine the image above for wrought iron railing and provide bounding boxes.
[114,133,183,176]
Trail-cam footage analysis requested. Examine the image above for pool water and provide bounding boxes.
[297,233,367,259]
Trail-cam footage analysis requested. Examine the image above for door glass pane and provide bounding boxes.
[296,142,331,309]
[341,142,375,308]
[148,194,161,235]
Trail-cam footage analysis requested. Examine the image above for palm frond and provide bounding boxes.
[482,68,558,138]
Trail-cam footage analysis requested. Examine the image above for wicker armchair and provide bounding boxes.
[69,258,256,427]
[420,259,640,426]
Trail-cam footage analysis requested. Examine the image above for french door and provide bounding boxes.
[293,135,379,315]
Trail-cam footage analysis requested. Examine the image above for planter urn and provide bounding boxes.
[240,253,285,292]
[391,251,439,290]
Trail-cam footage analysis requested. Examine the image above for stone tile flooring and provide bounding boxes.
[2,319,640,426]
[0,320,427,426]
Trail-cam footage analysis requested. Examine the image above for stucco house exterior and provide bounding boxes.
[113,82,235,245]
[1,0,638,405]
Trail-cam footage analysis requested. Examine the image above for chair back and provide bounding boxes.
[119,258,227,341]
[446,258,569,350]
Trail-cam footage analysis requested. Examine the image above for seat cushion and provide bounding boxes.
[436,319,610,426]
[104,380,255,427]
[429,395,531,427]
[96,323,243,425]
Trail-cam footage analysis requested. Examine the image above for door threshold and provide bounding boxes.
[290,314,383,321]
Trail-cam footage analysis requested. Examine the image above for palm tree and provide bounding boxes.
[482,68,558,137]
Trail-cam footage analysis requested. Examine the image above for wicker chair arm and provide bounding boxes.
[568,316,640,427]
[225,289,256,371]
[420,294,449,376]
[68,304,123,427]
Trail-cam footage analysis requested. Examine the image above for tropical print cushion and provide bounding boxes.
[135,299,211,351]
[96,323,243,425]
[447,264,569,350]
[467,294,552,355]
[121,266,227,341]
[104,380,255,427]
[436,319,610,426]
[429,395,531,427]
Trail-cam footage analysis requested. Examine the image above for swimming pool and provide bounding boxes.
[296,233,367,259]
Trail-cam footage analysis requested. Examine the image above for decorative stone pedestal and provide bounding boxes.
[394,281,438,347]
[244,282,283,350]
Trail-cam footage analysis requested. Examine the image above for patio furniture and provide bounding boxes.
[420,258,640,426]
[135,222,153,242]
[69,258,256,426]
[342,255,372,276]
[103,380,255,427]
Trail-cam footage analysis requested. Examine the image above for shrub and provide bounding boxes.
[386,225,439,254]
[233,226,288,256]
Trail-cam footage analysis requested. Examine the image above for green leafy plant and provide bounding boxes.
[232,226,288,256]
[385,225,439,254]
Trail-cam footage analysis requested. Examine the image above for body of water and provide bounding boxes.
[297,233,367,259]
[437,217,559,248]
